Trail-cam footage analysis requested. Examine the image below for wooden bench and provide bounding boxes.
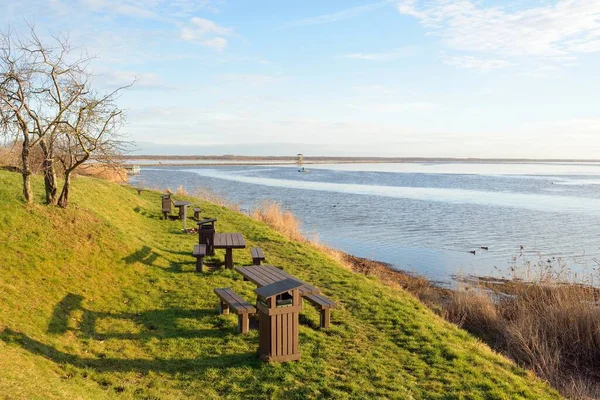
[135,188,144,195]
[304,294,336,329]
[192,244,206,272]
[250,247,266,265]
[193,207,201,220]
[213,288,256,334]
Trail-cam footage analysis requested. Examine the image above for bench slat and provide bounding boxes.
[214,288,256,314]
[193,244,207,256]
[251,247,265,259]
[304,294,336,309]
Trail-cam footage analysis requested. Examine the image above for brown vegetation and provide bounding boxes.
[75,164,128,183]
[0,143,44,174]
[251,201,304,242]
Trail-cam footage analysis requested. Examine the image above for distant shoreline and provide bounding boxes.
[117,155,600,167]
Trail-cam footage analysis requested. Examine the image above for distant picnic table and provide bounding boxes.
[214,232,246,269]
[173,200,191,229]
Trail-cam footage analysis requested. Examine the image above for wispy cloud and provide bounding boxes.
[443,55,512,72]
[340,46,420,61]
[180,17,232,51]
[99,70,174,90]
[346,102,438,113]
[290,0,393,26]
[83,0,221,20]
[398,0,600,70]
[85,0,162,20]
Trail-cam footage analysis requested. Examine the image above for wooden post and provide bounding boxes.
[239,314,249,334]
[181,206,187,230]
[320,309,330,329]
[220,301,229,315]
[225,248,233,269]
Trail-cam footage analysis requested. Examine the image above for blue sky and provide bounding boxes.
[2,0,600,157]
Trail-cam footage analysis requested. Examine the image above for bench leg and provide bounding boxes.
[194,211,200,220]
[320,308,331,329]
[162,211,168,220]
[252,258,261,266]
[238,314,249,334]
[225,248,233,269]
[195,256,204,273]
[219,301,229,315]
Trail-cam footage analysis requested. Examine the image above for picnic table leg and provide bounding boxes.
[219,301,229,315]
[320,309,331,329]
[181,206,187,230]
[238,314,249,334]
[225,248,233,269]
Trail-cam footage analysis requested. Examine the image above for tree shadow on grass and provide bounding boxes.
[47,293,240,340]
[122,246,197,273]
[133,206,163,221]
[122,246,159,266]
[1,328,259,374]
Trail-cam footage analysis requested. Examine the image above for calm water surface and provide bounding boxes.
[130,162,600,284]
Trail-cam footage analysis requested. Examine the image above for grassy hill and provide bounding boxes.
[0,170,560,399]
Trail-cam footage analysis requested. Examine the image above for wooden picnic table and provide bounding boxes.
[214,233,246,269]
[173,200,191,229]
[235,265,320,297]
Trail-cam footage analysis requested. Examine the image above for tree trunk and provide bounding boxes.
[21,140,33,204]
[39,139,58,205]
[57,171,71,208]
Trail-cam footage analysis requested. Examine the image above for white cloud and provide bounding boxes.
[339,46,420,61]
[84,0,165,21]
[443,55,512,72]
[346,102,438,113]
[83,0,220,20]
[290,0,393,26]
[181,17,232,50]
[100,70,172,89]
[398,0,600,65]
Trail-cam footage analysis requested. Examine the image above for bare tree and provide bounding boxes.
[0,25,130,205]
[55,88,127,208]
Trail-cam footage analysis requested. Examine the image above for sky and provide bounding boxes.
[1,0,600,158]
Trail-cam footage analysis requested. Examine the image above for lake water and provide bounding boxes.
[130,162,600,284]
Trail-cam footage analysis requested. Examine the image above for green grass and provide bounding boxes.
[0,170,560,399]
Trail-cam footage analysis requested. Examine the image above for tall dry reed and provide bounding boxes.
[251,200,304,242]
[250,200,353,268]
[444,273,600,399]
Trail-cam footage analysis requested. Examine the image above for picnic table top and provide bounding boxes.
[235,265,320,296]
[213,232,246,249]
[172,200,191,207]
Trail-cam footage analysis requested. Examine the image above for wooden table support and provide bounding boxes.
[213,232,246,269]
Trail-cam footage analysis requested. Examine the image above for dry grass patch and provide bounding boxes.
[75,164,128,183]
[251,200,304,242]
[443,280,600,399]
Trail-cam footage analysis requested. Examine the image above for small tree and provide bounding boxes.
[55,89,126,208]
